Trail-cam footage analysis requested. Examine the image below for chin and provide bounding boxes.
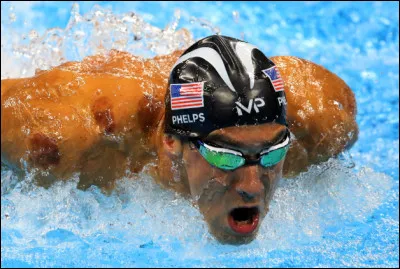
[209,224,259,245]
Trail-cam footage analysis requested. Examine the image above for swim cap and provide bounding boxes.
[164,35,287,138]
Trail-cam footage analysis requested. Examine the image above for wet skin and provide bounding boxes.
[164,123,287,244]
[1,49,358,244]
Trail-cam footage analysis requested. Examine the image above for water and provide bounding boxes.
[1,1,399,267]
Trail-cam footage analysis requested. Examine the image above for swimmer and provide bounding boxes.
[1,35,358,244]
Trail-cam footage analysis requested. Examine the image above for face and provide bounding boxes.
[181,123,288,244]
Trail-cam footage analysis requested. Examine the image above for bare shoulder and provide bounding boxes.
[0,49,183,190]
[270,56,358,177]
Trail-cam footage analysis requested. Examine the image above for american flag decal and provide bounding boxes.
[262,66,284,92]
[170,82,204,110]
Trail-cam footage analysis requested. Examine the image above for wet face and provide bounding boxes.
[181,123,288,244]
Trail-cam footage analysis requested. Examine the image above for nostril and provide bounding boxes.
[237,190,255,202]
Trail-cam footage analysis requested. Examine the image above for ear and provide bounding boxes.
[162,134,184,159]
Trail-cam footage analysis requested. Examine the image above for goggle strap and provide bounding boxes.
[260,136,290,155]
[200,141,243,156]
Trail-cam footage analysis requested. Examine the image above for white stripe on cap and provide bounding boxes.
[235,42,258,89]
[171,47,236,92]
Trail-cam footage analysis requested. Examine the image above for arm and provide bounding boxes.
[1,51,357,187]
[271,56,358,178]
[1,49,183,190]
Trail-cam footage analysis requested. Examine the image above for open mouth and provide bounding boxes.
[228,207,260,234]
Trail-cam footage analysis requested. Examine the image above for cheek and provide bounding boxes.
[182,149,228,201]
[261,161,284,199]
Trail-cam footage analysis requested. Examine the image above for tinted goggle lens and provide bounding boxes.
[260,146,289,167]
[198,143,245,170]
[196,138,289,170]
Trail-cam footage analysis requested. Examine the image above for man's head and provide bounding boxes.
[160,35,289,244]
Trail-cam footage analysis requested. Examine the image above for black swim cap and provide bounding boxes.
[164,35,287,138]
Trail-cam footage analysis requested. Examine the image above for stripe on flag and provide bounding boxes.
[170,82,204,110]
[262,66,284,92]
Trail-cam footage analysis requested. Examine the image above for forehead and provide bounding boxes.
[205,123,287,148]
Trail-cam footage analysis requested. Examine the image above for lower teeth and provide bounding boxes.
[236,220,251,225]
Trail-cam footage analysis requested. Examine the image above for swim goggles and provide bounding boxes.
[190,131,290,171]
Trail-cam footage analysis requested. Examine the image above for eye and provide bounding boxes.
[188,140,197,150]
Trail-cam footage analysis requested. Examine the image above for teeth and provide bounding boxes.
[236,219,252,225]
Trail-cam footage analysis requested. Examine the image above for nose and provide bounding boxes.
[234,165,264,202]
[237,190,256,203]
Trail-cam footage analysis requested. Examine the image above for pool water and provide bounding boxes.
[1,1,399,267]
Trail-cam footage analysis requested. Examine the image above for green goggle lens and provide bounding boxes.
[198,144,245,170]
[197,140,289,170]
[260,145,289,167]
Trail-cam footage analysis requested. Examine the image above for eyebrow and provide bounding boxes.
[204,128,288,151]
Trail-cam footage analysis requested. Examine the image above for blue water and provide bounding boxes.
[1,1,399,267]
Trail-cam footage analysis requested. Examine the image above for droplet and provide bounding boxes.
[232,10,240,23]
[29,30,39,40]
[9,13,16,22]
